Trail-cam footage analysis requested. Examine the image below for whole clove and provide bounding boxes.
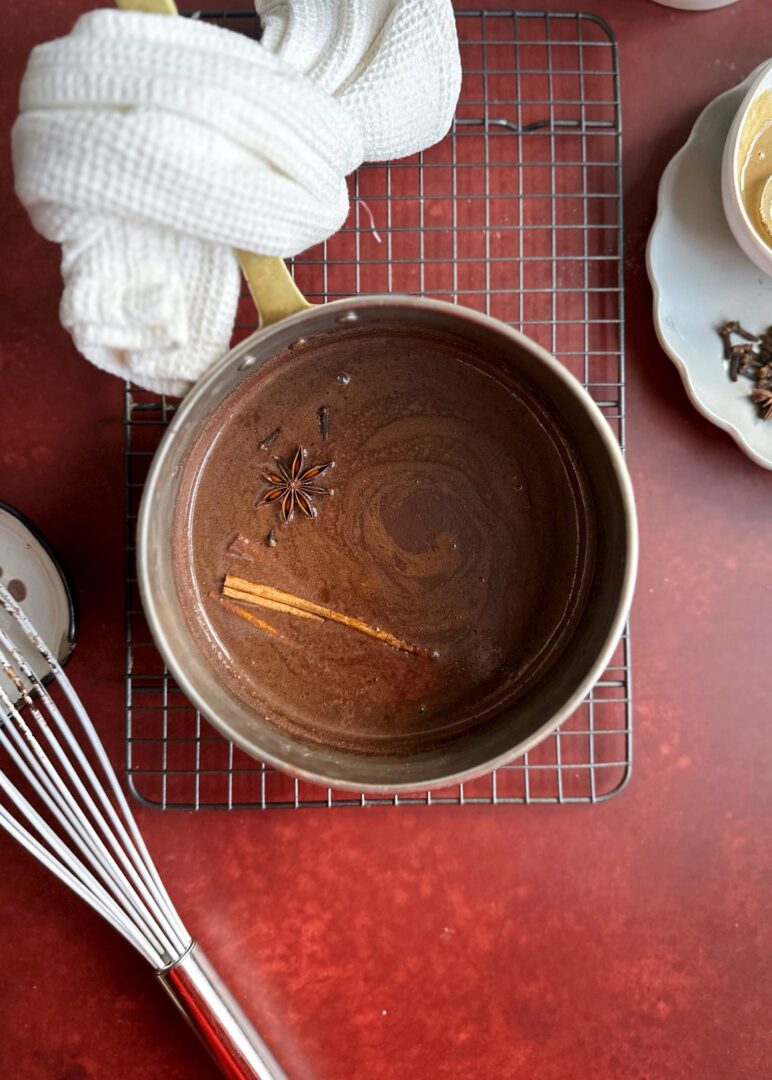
[729,343,756,381]
[317,404,330,440]
[757,364,772,387]
[717,321,772,420]
[259,426,282,451]
[719,321,739,359]
[733,322,760,343]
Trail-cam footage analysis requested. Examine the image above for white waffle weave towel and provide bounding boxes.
[12,3,461,396]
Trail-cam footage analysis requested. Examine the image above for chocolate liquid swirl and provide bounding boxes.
[173,326,597,755]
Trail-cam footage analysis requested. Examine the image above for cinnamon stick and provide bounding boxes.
[223,575,428,656]
[223,585,324,622]
[210,592,279,638]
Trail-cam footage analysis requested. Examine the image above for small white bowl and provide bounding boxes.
[721,59,772,277]
[651,1,737,9]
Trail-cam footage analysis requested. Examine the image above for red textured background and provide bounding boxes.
[1,1,771,1078]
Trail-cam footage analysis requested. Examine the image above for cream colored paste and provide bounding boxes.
[738,88,772,247]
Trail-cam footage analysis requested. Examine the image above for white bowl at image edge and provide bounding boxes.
[721,59,772,278]
[650,1,737,10]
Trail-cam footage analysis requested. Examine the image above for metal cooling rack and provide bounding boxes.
[125,8,631,810]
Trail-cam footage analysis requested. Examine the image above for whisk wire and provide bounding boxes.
[0,584,190,965]
[0,771,159,962]
[0,671,178,964]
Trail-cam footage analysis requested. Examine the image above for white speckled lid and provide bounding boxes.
[0,503,76,705]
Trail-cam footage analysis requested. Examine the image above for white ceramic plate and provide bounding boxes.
[0,503,77,704]
[647,68,772,469]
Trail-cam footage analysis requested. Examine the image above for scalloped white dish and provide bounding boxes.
[647,67,772,470]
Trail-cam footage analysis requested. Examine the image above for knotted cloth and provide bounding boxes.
[12,2,461,395]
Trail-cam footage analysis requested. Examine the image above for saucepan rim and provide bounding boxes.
[137,293,638,793]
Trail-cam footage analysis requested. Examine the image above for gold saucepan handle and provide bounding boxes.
[118,0,312,329]
[236,252,312,329]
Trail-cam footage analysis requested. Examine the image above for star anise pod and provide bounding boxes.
[751,386,772,420]
[256,446,332,523]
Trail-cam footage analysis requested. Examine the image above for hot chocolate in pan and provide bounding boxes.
[173,326,597,755]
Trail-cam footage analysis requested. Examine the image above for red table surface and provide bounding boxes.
[1,1,771,1078]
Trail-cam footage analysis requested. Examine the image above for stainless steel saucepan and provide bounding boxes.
[137,255,637,793]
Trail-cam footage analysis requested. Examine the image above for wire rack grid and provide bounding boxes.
[125,8,631,810]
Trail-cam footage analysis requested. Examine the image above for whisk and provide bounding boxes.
[0,581,288,1080]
